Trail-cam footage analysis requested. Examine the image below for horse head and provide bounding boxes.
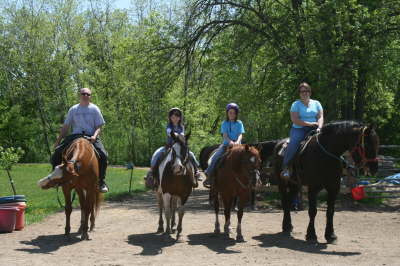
[37,160,80,189]
[169,131,191,176]
[351,124,379,175]
[242,144,262,188]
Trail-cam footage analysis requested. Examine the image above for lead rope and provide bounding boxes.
[56,185,76,208]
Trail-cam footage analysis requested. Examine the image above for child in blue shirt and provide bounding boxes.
[203,103,245,187]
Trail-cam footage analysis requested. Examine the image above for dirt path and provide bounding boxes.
[1,186,399,266]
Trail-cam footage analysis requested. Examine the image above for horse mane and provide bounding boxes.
[321,120,365,136]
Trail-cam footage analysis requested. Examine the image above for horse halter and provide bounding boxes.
[351,126,379,167]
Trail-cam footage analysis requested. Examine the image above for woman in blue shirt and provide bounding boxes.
[203,103,245,187]
[281,83,324,179]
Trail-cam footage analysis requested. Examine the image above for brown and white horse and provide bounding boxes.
[38,138,102,240]
[155,132,195,239]
[212,144,261,242]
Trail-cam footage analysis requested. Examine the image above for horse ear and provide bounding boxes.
[244,144,250,151]
[170,131,177,141]
[185,130,191,141]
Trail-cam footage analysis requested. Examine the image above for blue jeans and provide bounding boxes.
[283,127,314,167]
[151,147,200,168]
[205,144,227,175]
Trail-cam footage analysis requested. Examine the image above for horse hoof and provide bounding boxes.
[214,228,220,234]
[236,235,244,242]
[306,234,318,243]
[157,227,164,234]
[326,234,338,244]
[282,225,293,233]
[81,233,89,241]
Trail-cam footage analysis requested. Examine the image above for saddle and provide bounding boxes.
[278,130,317,158]
[62,136,100,160]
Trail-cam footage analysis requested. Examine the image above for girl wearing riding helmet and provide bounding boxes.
[203,103,245,187]
[148,107,201,187]
[281,82,324,179]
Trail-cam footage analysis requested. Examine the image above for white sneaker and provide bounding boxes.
[100,183,109,193]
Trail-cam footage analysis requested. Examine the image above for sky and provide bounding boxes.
[114,0,131,10]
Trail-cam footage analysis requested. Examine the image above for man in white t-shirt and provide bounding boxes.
[51,88,109,193]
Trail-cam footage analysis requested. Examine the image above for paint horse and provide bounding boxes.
[38,137,102,240]
[155,131,195,239]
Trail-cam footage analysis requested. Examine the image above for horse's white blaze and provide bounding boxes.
[250,156,256,163]
[38,165,63,188]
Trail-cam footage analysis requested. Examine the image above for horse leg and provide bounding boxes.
[171,197,177,232]
[325,190,338,243]
[279,184,293,233]
[250,190,257,211]
[176,197,184,239]
[89,210,95,232]
[306,188,318,242]
[223,197,233,237]
[156,192,164,233]
[62,186,72,236]
[76,189,85,234]
[214,191,220,234]
[77,189,90,240]
[236,198,245,242]
[162,193,172,234]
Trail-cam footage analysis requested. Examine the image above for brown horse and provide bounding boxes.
[273,121,379,243]
[155,132,195,239]
[38,137,102,240]
[212,144,261,242]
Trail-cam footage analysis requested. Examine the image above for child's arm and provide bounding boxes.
[234,134,243,145]
[223,133,234,145]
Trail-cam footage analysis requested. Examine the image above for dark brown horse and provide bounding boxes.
[274,121,379,243]
[38,138,102,240]
[155,132,195,239]
[212,144,261,242]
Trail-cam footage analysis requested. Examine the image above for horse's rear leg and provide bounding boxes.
[156,192,164,233]
[236,198,245,242]
[176,197,184,239]
[62,186,72,236]
[89,210,95,232]
[325,190,338,243]
[223,197,233,237]
[214,191,220,234]
[171,197,177,231]
[306,189,318,242]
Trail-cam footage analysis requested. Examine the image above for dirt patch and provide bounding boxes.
[1,186,399,266]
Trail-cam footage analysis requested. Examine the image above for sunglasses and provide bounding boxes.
[81,93,91,96]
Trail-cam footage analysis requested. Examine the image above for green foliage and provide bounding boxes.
[0,146,24,171]
[0,0,399,166]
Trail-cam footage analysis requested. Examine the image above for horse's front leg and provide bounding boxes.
[223,196,233,237]
[76,189,90,240]
[62,186,72,236]
[236,197,245,242]
[171,197,177,231]
[156,192,164,233]
[325,190,338,243]
[176,197,185,239]
[279,183,294,233]
[162,193,172,234]
[214,191,220,234]
[306,188,318,242]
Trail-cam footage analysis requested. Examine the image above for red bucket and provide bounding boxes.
[351,186,366,200]
[0,202,26,230]
[0,207,19,233]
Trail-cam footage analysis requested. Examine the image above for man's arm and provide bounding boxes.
[90,126,102,143]
[54,124,70,148]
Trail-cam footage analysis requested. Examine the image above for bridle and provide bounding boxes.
[351,127,379,167]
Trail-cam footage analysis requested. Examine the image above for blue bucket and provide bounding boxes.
[0,195,27,204]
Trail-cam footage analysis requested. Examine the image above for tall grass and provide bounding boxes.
[0,164,148,225]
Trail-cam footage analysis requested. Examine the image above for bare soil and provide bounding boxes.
[1,185,399,266]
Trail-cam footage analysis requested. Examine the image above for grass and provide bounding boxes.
[0,164,148,225]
